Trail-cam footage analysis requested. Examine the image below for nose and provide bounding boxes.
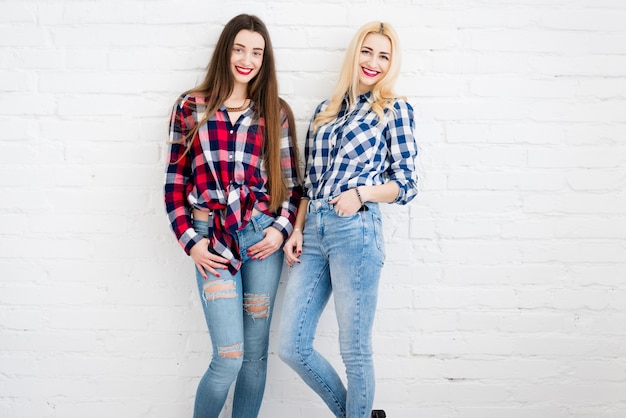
[242,52,254,66]
[365,55,379,68]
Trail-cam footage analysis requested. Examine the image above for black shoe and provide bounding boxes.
[371,410,386,418]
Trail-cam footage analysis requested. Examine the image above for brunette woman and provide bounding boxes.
[165,14,301,418]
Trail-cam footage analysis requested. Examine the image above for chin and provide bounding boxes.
[359,80,377,90]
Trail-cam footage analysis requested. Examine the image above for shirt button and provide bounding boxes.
[229,154,233,159]
[229,130,234,134]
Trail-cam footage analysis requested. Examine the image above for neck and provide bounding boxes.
[229,83,248,101]
[356,85,372,96]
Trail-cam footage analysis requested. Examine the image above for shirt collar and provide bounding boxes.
[342,91,373,108]
[359,91,373,102]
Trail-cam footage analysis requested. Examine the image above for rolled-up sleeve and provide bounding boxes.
[385,99,419,205]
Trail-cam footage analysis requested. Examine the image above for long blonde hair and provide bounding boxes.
[314,21,402,131]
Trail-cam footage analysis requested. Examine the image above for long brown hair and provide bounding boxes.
[175,14,296,212]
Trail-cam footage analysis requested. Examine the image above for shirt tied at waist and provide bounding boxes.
[209,181,263,274]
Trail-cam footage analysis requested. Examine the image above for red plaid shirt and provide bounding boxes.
[164,94,302,274]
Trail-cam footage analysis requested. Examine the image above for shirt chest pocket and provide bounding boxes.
[339,119,384,166]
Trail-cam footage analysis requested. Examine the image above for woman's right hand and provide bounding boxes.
[283,229,303,267]
[190,238,230,279]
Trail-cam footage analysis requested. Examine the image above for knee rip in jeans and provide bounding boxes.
[217,342,243,359]
[243,293,270,319]
[202,278,237,302]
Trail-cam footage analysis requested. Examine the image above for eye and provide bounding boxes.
[380,55,390,61]
[253,51,263,57]
[361,49,371,55]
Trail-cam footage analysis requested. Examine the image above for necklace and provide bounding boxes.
[225,98,250,112]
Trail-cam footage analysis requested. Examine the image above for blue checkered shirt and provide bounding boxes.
[304,92,418,204]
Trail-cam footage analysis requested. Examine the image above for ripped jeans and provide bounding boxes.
[192,212,283,418]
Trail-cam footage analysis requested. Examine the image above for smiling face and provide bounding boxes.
[357,33,391,94]
[230,29,265,87]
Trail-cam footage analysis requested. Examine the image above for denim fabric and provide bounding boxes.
[279,199,385,418]
[192,212,283,418]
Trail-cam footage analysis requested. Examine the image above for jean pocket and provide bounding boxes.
[250,211,275,231]
[371,212,386,259]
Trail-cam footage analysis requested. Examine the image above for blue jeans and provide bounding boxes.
[278,199,385,418]
[192,212,283,418]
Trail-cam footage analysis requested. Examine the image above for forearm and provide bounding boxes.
[292,198,309,231]
[357,181,400,204]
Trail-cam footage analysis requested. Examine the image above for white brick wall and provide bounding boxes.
[1,0,625,417]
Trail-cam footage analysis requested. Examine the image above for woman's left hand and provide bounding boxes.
[329,188,362,217]
[247,226,285,260]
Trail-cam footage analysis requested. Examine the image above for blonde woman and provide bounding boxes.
[278,22,418,418]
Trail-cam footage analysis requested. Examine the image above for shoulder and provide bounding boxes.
[319,98,331,107]
[311,99,332,119]
[278,97,295,123]
[317,98,331,111]
[174,92,208,112]
[279,97,293,114]
[385,97,415,124]
[379,97,415,133]
[389,97,414,113]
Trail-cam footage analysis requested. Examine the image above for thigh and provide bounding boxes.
[193,218,245,351]
[236,213,286,356]
[195,264,245,354]
[238,212,285,310]
[325,209,384,336]
[280,214,333,343]
[240,250,283,321]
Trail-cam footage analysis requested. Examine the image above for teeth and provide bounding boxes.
[362,67,379,77]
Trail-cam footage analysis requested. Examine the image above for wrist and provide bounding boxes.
[355,186,366,205]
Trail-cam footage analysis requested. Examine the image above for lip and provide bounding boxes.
[235,66,253,75]
[361,67,380,78]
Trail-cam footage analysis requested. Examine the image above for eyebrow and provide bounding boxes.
[362,46,389,54]
[234,42,264,51]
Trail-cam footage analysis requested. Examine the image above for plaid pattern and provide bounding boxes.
[164,94,302,274]
[304,93,418,204]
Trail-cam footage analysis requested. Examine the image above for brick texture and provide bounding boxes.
[1,1,625,417]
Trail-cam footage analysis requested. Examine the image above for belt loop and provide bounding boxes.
[249,214,260,232]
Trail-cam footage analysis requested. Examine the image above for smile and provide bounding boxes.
[361,67,380,77]
[235,66,253,75]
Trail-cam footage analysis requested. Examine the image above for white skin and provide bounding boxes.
[191,29,284,278]
[284,32,400,267]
